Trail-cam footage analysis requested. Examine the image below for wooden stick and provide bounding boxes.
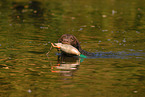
[46,45,52,58]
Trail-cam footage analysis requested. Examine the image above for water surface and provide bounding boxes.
[0,0,145,97]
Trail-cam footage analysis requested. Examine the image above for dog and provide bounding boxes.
[58,34,94,56]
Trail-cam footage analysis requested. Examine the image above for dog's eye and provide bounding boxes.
[70,38,74,41]
[62,36,66,38]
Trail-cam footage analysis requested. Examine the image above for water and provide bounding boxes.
[0,0,145,97]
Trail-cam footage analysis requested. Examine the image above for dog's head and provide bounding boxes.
[58,34,81,50]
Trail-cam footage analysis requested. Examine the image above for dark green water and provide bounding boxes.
[0,0,145,97]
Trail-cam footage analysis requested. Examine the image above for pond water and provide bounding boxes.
[0,0,145,97]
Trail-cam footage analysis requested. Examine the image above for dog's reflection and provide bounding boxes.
[51,55,80,77]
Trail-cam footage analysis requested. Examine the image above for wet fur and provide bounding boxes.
[58,34,94,56]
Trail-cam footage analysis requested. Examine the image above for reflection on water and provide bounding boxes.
[11,1,46,27]
[0,0,145,96]
[51,55,80,77]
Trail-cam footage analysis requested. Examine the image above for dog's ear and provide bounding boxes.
[71,35,82,50]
